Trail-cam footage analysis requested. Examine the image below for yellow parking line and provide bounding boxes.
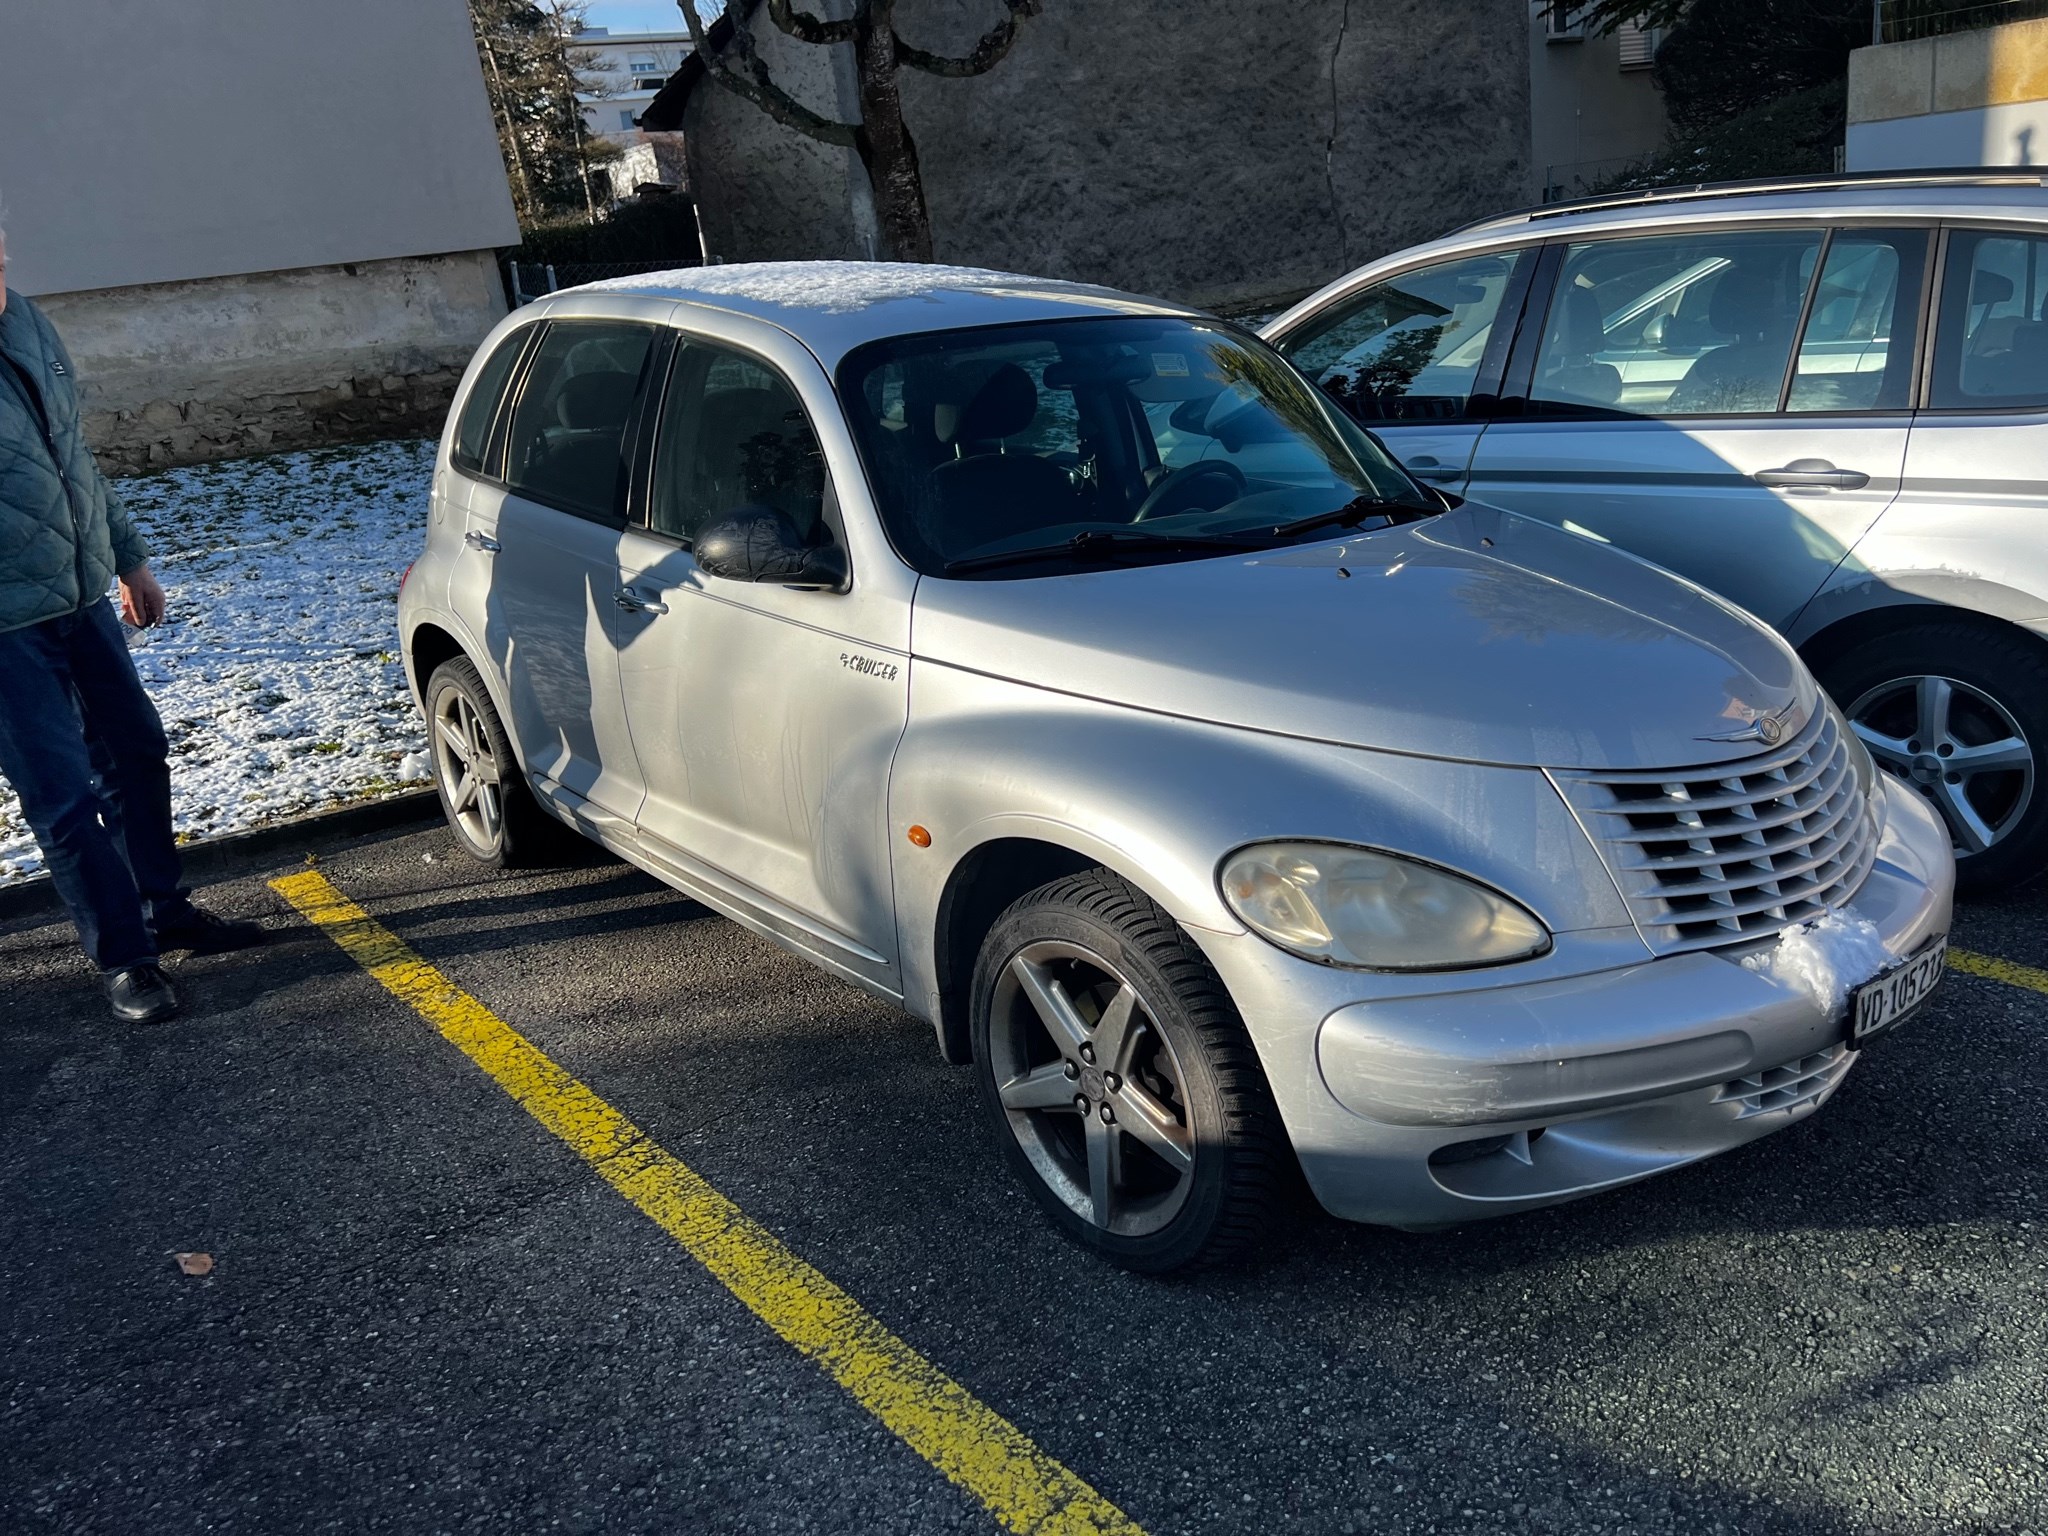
[270,869,1144,1536]
[1948,947,2048,997]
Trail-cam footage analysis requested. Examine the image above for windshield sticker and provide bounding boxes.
[1151,353,1190,377]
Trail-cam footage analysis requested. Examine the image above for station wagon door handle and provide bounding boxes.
[613,586,669,615]
[1753,460,1870,492]
[1405,456,1461,482]
[463,530,502,552]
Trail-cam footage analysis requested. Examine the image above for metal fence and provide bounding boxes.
[503,257,704,308]
[1876,0,2048,43]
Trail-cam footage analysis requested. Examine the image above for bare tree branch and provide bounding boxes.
[894,0,1040,78]
[766,0,863,46]
[674,0,860,147]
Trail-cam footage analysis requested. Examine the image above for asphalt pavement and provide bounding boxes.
[2,819,2044,1535]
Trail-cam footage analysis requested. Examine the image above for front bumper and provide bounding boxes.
[1198,776,1955,1229]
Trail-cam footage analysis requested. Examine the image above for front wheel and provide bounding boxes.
[970,869,1288,1273]
[1820,621,2048,893]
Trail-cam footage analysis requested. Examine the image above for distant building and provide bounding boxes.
[1527,2,1670,202]
[572,27,695,143]
[0,0,518,473]
[1848,14,2048,169]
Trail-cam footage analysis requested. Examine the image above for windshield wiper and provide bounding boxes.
[942,527,1270,575]
[1267,493,1444,542]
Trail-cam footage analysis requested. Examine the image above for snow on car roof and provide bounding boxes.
[566,260,1198,361]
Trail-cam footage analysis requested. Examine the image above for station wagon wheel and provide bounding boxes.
[1820,621,2048,893]
[970,868,1289,1273]
[423,656,566,870]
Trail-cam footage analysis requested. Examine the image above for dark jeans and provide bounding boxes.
[0,599,190,971]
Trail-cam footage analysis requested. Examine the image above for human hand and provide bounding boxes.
[118,564,167,628]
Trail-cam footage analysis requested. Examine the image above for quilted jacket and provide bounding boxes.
[0,295,149,634]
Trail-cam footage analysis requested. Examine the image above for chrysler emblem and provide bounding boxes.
[1700,700,1801,746]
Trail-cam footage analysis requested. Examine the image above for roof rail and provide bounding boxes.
[1455,167,2048,235]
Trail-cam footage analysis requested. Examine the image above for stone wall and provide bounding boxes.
[684,0,1530,309]
[38,250,507,475]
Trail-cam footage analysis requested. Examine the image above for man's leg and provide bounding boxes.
[0,611,158,972]
[64,600,190,929]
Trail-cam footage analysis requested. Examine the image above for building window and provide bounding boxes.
[629,54,659,73]
[635,76,668,90]
[619,109,636,130]
[1544,3,1586,41]
[1617,20,1659,68]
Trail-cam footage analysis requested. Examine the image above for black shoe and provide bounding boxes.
[154,904,266,956]
[104,964,179,1025]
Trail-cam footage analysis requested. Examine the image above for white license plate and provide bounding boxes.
[1851,937,1947,1045]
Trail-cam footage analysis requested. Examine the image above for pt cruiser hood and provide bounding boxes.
[909,505,1815,771]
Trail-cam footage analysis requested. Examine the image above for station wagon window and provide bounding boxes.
[1281,250,1527,423]
[502,320,657,522]
[1785,228,1926,412]
[648,338,827,546]
[1528,229,1820,416]
[1930,227,2048,409]
[451,327,533,475]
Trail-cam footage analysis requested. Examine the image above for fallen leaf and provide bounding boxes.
[173,1252,214,1276]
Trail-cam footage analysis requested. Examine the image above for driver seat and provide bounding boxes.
[925,363,1080,553]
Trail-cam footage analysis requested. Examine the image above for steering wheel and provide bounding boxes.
[1133,460,1248,522]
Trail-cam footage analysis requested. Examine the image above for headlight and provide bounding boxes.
[1218,842,1550,971]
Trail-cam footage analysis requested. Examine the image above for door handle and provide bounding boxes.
[613,586,669,615]
[1406,456,1461,483]
[1752,459,1870,491]
[463,530,502,552]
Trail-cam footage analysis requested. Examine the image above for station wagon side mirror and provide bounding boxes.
[693,508,849,592]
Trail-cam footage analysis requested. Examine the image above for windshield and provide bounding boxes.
[836,315,1426,577]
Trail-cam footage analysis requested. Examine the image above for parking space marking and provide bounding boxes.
[1949,947,2048,997]
[270,870,1144,1536]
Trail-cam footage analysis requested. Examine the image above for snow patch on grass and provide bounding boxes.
[0,439,433,885]
[1741,910,1893,1019]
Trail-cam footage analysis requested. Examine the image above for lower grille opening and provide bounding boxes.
[1430,1126,1548,1167]
[1714,1044,1850,1119]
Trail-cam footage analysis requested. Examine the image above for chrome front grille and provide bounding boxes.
[1555,704,1879,957]
[1715,1043,1851,1118]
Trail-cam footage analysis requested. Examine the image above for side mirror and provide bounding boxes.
[693,509,848,592]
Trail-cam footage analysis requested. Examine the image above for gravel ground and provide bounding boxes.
[2,820,2042,1534]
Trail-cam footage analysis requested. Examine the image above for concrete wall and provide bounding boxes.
[41,252,508,475]
[1526,6,1667,201]
[686,0,1531,310]
[0,0,518,471]
[1848,16,2048,170]
[0,0,518,298]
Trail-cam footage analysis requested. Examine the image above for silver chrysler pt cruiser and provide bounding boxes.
[398,263,1955,1272]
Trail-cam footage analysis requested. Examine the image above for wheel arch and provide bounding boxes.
[1798,599,2048,683]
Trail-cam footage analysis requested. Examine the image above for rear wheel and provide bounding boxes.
[970,869,1288,1273]
[424,657,566,869]
[1819,622,2048,893]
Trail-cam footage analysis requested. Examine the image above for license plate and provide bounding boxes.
[1850,937,1947,1046]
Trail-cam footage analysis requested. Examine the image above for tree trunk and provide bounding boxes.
[852,14,934,262]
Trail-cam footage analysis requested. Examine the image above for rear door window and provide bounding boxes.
[1929,227,2048,409]
[1527,229,1822,416]
[502,320,658,521]
[1282,249,1528,422]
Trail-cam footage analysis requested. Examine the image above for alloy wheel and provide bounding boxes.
[431,686,507,854]
[1848,672,2035,856]
[986,939,1196,1237]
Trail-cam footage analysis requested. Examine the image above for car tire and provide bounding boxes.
[1818,621,2048,894]
[969,868,1288,1273]
[424,656,568,870]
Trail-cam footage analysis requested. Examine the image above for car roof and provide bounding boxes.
[536,260,1206,369]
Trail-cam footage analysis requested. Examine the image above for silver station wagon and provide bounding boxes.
[1268,170,2048,892]
[398,263,1954,1271]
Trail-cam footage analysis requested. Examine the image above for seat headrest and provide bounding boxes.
[1553,284,1605,358]
[934,362,1038,446]
[555,370,639,430]
[1707,266,1787,340]
[1972,269,2016,307]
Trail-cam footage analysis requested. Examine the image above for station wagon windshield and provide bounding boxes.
[836,316,1428,577]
